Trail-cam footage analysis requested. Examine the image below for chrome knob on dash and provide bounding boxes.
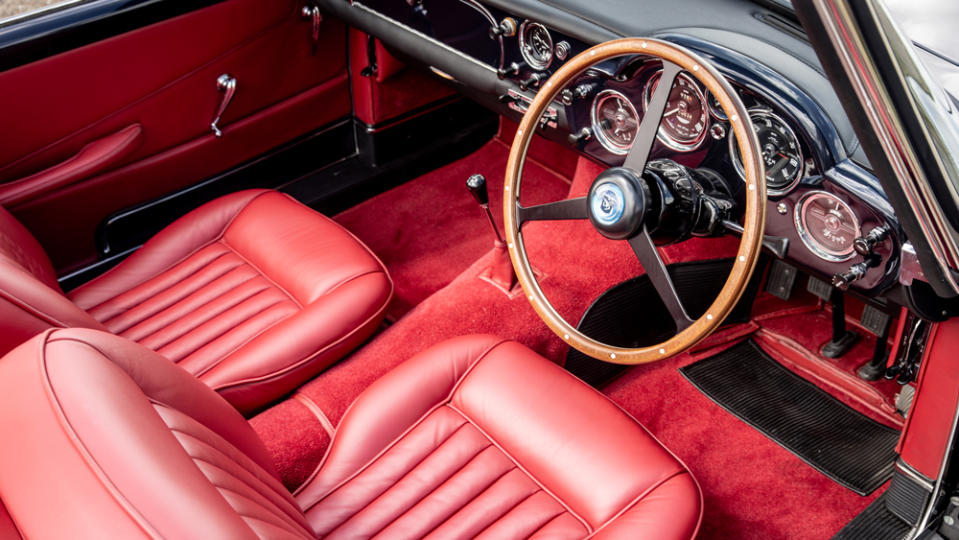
[210,74,237,138]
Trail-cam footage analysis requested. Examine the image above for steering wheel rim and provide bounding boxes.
[504,38,767,365]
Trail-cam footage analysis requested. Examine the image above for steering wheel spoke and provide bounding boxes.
[623,60,682,174]
[627,229,694,331]
[517,197,589,224]
[503,38,765,365]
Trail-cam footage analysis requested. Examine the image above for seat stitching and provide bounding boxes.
[185,454,311,534]
[160,298,287,363]
[523,508,571,539]
[102,251,246,331]
[299,415,470,513]
[74,190,273,310]
[209,275,393,392]
[36,332,172,538]
[88,247,234,320]
[205,477,309,536]
[446,404,593,533]
[166,426,307,527]
[219,237,303,309]
[415,464,522,539]
[187,302,296,376]
[585,469,690,539]
[354,439,496,539]
[293,340,508,502]
[134,279,272,351]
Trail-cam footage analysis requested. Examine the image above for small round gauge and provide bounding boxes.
[519,22,553,70]
[591,89,640,155]
[706,91,728,121]
[795,191,861,262]
[730,109,805,195]
[643,70,709,152]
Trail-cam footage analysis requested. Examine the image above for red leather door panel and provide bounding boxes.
[0,0,350,272]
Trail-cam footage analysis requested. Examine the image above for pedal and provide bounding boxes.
[766,259,798,300]
[861,304,892,337]
[806,275,833,301]
[857,304,893,381]
[810,276,859,359]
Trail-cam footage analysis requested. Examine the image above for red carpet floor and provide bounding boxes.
[250,131,887,538]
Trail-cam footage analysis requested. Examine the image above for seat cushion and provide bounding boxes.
[0,330,700,538]
[0,329,314,539]
[295,335,703,539]
[69,189,392,413]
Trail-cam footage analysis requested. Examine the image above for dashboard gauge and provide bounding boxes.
[591,89,640,155]
[706,91,728,121]
[730,109,805,195]
[643,70,709,152]
[519,21,553,70]
[795,191,861,262]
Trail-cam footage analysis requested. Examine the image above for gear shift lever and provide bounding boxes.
[466,174,504,243]
[466,174,515,292]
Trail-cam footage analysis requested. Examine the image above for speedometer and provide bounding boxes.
[730,109,804,195]
[642,70,709,152]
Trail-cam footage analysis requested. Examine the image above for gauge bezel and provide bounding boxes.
[518,21,553,71]
[706,91,728,121]
[794,190,861,262]
[641,70,710,152]
[730,108,805,197]
[591,89,640,156]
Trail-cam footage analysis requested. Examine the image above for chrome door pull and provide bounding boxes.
[302,6,322,55]
[210,74,237,138]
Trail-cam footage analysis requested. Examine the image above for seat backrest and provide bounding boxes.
[0,206,103,356]
[0,328,313,539]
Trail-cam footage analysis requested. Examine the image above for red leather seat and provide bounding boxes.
[0,329,701,539]
[0,190,392,413]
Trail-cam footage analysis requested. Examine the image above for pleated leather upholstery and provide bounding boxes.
[0,189,392,414]
[296,335,703,539]
[0,329,314,539]
[0,331,701,538]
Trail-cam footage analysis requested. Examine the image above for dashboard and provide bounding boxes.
[314,0,907,295]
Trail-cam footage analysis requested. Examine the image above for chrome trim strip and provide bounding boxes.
[351,2,499,76]
[896,459,935,492]
[0,0,88,28]
[812,0,959,293]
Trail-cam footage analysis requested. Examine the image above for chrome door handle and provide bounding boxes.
[210,74,237,138]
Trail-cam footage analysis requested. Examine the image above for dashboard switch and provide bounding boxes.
[832,264,867,291]
[831,254,880,290]
[518,73,545,91]
[489,17,518,38]
[496,61,524,80]
[853,226,890,256]
[567,127,592,145]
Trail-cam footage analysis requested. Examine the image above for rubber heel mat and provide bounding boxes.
[680,340,899,495]
[832,494,911,539]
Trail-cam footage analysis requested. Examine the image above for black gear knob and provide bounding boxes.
[466,174,489,206]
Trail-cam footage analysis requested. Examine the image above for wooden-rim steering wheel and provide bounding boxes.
[504,38,767,365]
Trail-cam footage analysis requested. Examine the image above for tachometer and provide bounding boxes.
[519,22,553,70]
[643,70,709,151]
[730,109,804,195]
[591,89,639,155]
[795,191,861,262]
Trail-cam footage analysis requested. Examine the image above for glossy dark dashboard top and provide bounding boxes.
[322,0,905,295]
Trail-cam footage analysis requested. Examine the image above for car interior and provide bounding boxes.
[0,0,957,538]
